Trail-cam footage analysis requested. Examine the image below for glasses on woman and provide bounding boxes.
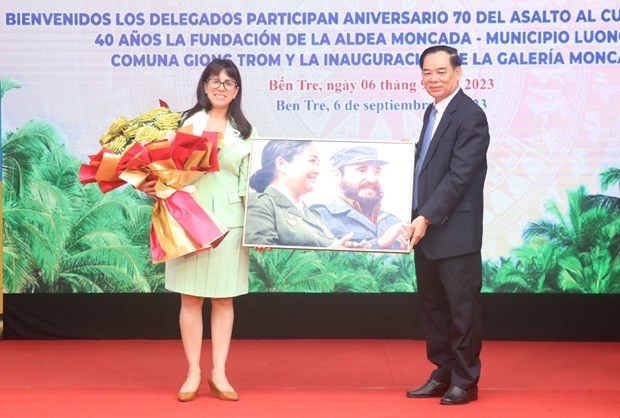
[206,77,238,90]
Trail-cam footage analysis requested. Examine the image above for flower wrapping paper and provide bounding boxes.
[79,105,228,263]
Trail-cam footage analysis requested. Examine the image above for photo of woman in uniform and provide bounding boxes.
[244,140,359,249]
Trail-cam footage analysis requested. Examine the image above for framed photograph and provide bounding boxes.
[242,138,415,253]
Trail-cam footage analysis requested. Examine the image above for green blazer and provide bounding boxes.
[245,186,335,248]
[183,110,254,228]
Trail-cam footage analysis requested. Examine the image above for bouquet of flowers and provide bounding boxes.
[79,102,228,263]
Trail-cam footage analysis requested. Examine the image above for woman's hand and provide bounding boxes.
[253,247,272,253]
[137,179,158,198]
[346,239,371,249]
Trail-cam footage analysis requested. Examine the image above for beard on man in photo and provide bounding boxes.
[340,179,384,215]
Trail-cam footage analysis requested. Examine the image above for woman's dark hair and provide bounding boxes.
[249,140,313,193]
[183,58,253,139]
[419,45,461,69]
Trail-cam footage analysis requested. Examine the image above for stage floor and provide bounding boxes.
[0,339,618,417]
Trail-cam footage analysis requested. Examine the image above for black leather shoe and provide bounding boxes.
[440,384,478,405]
[406,379,450,398]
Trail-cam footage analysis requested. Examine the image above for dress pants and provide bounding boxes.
[414,248,483,390]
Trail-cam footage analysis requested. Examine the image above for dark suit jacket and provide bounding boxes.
[415,89,490,259]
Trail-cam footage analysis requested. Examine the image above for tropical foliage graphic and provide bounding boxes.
[2,78,618,293]
[249,169,619,294]
[1,79,163,293]
[249,249,416,293]
[482,173,619,294]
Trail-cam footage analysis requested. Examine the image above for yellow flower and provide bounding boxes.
[97,106,182,154]
[135,126,160,143]
[109,135,128,153]
[155,112,181,130]
[109,117,130,135]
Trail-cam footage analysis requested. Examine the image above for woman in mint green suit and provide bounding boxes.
[140,58,254,402]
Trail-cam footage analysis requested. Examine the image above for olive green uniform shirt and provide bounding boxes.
[245,186,335,248]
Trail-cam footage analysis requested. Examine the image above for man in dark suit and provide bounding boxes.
[406,45,490,405]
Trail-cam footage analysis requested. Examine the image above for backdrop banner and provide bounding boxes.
[1,1,618,295]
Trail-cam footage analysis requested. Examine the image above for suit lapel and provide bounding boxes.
[217,122,243,158]
[185,111,244,154]
[184,110,209,136]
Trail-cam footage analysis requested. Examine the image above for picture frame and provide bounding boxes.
[242,138,415,253]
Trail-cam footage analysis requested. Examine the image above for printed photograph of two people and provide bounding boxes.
[243,138,415,253]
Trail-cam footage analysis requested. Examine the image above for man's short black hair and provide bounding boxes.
[419,45,461,70]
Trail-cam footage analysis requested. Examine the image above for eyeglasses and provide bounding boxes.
[206,77,238,90]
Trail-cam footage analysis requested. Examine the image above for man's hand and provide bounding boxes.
[378,222,411,249]
[408,216,429,251]
[330,232,355,249]
[328,232,369,249]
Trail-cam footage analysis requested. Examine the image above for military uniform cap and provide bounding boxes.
[330,146,388,170]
